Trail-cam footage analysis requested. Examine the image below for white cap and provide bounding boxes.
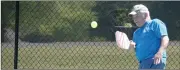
[129,4,149,15]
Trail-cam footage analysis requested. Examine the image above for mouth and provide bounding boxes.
[134,20,138,23]
[135,21,138,24]
[135,22,140,26]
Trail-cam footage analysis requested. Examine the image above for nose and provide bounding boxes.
[131,15,138,23]
[133,18,137,23]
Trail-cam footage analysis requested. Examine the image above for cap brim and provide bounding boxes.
[129,11,137,15]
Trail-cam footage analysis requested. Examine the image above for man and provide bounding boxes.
[129,4,169,69]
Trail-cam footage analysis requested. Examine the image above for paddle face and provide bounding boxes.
[115,31,130,49]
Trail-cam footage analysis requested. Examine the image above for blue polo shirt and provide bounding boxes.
[133,18,168,63]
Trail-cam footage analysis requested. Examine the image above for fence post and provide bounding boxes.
[14,1,19,69]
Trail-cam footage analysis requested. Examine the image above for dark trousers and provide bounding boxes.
[139,58,165,70]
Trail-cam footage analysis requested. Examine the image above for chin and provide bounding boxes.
[135,23,142,27]
[137,26,141,27]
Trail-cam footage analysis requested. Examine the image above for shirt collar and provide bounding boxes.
[141,20,152,28]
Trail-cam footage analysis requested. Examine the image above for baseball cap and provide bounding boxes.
[129,4,149,15]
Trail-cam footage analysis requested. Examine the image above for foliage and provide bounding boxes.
[18,1,97,42]
[1,1,180,42]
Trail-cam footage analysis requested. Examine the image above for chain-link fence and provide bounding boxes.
[1,1,180,69]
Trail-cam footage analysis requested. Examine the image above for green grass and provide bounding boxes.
[1,46,180,69]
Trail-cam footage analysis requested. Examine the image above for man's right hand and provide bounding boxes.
[129,40,136,49]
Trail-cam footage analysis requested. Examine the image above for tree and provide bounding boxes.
[19,1,97,42]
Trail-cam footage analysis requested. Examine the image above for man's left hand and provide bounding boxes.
[154,51,163,65]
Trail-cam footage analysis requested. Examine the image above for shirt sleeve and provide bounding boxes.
[153,19,168,38]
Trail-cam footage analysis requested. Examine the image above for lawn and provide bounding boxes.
[1,45,180,69]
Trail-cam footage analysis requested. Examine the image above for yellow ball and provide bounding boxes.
[91,21,98,28]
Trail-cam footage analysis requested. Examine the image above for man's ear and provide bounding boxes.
[144,13,148,19]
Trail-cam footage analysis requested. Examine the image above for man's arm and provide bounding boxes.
[154,35,169,64]
[153,19,169,64]
[158,35,169,53]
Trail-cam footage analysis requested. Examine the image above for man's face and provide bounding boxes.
[132,13,145,27]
